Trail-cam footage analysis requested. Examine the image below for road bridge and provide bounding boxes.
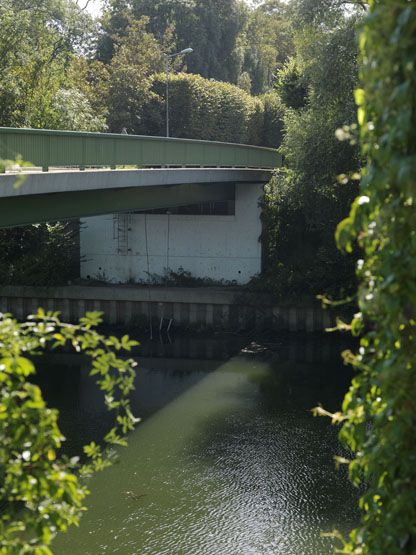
[0,128,280,227]
[0,127,281,283]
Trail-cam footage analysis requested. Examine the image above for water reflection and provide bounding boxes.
[41,334,359,555]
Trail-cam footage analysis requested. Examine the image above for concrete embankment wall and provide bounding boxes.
[0,286,336,332]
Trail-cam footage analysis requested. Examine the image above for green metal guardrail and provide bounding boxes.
[0,127,281,171]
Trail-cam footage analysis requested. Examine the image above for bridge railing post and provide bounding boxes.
[80,136,86,171]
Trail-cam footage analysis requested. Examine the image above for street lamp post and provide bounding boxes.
[165,48,193,137]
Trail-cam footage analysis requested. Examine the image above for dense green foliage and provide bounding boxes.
[261,2,362,299]
[99,0,247,82]
[105,17,164,133]
[328,1,416,552]
[0,0,291,135]
[0,222,79,286]
[0,0,104,131]
[0,0,289,141]
[274,58,307,110]
[131,73,283,146]
[137,73,262,143]
[99,0,293,95]
[0,310,138,554]
[241,1,293,95]
[259,92,284,148]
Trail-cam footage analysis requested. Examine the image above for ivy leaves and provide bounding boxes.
[333,1,416,553]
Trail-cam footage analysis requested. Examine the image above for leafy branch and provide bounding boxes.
[316,1,416,552]
[0,310,139,554]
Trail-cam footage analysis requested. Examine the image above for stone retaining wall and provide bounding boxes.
[0,286,336,332]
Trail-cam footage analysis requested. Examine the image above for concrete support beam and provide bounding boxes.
[0,168,271,198]
[0,182,235,227]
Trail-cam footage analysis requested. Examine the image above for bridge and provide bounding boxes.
[0,127,280,227]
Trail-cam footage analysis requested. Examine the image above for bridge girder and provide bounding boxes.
[0,182,237,227]
[0,167,271,227]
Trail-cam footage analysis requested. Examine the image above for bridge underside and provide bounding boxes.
[0,168,271,227]
[0,182,237,227]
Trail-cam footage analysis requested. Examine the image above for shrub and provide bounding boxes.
[136,72,281,146]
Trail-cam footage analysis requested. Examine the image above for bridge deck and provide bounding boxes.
[0,128,280,227]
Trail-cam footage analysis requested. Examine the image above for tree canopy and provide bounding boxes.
[98,0,294,94]
[0,0,101,130]
[261,1,362,299]
[100,0,249,84]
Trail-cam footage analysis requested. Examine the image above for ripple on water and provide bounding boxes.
[126,406,356,555]
[54,352,359,555]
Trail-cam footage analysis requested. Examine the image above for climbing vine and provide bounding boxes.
[324,1,416,553]
[0,310,139,554]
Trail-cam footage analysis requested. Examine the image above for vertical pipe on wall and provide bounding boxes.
[144,213,153,340]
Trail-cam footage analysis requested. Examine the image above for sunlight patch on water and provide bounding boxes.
[53,354,357,555]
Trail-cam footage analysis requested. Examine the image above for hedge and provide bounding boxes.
[135,73,282,147]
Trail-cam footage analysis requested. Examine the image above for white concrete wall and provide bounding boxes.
[80,183,263,285]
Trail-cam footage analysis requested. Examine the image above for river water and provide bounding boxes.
[38,334,358,555]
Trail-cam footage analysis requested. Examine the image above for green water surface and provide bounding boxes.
[45,336,358,555]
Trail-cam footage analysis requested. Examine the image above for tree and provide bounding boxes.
[96,0,135,62]
[241,0,293,94]
[43,88,107,132]
[0,0,96,129]
[106,17,164,133]
[258,92,284,147]
[66,56,110,129]
[100,0,248,84]
[261,2,361,299]
[0,310,139,554]
[274,59,307,110]
[99,0,296,94]
[0,222,80,286]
